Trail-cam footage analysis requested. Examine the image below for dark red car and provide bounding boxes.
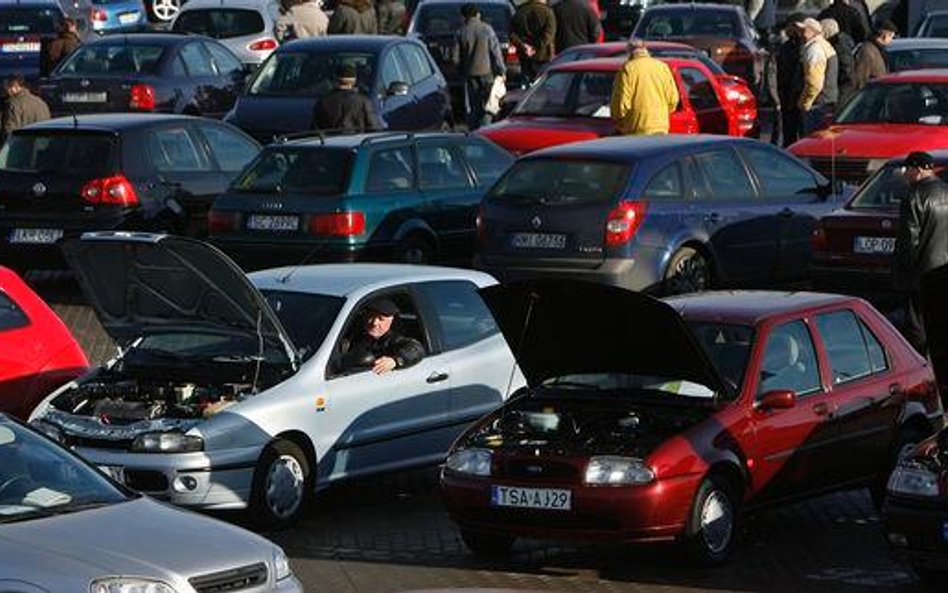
[0,267,88,420]
[441,281,944,563]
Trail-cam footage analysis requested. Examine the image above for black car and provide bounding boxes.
[0,0,65,84]
[0,113,260,271]
[39,33,248,118]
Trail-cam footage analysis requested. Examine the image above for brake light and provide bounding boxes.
[129,83,155,111]
[605,201,647,247]
[247,38,278,52]
[505,43,518,63]
[80,174,139,207]
[811,226,827,252]
[208,210,240,234]
[309,212,365,236]
[91,8,108,22]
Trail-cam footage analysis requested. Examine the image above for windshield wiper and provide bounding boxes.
[0,500,116,523]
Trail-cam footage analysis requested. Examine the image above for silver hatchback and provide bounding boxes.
[171,0,281,65]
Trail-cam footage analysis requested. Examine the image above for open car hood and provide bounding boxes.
[62,232,298,366]
[479,280,726,394]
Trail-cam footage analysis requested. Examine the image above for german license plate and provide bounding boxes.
[853,236,895,254]
[9,228,63,244]
[63,92,107,103]
[510,232,566,249]
[490,485,571,510]
[1,42,40,53]
[97,465,125,483]
[118,11,139,24]
[247,214,299,231]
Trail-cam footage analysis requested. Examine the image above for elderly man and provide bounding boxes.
[796,17,837,135]
[339,298,425,374]
[820,18,854,105]
[610,40,679,136]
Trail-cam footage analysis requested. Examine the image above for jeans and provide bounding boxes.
[464,75,494,130]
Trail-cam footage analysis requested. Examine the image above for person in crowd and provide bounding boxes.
[775,12,806,147]
[312,63,381,133]
[2,74,50,142]
[820,17,855,106]
[745,0,776,45]
[510,0,556,83]
[453,3,506,130]
[894,151,948,356]
[796,17,837,135]
[552,0,600,53]
[40,18,81,76]
[610,39,679,136]
[377,0,407,35]
[328,0,379,34]
[853,20,897,92]
[276,0,329,41]
[818,0,869,43]
[339,298,425,374]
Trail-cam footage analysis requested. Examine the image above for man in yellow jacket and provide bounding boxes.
[610,40,680,135]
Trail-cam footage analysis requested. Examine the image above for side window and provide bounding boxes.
[147,127,212,172]
[418,281,498,350]
[379,50,410,91]
[397,43,434,84]
[758,320,821,397]
[418,143,471,190]
[178,42,215,76]
[197,124,259,173]
[171,55,188,77]
[204,41,242,76]
[679,68,720,111]
[741,145,820,197]
[642,163,685,200]
[0,291,30,332]
[366,146,414,192]
[463,137,513,187]
[815,310,886,384]
[692,149,755,200]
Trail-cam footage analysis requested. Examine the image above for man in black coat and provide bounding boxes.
[312,63,381,134]
[774,13,806,147]
[552,0,600,53]
[818,0,869,43]
[339,298,426,374]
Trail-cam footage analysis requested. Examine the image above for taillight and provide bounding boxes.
[811,226,827,252]
[81,174,139,207]
[605,201,647,247]
[247,38,278,52]
[129,83,156,111]
[91,8,107,22]
[208,210,241,234]
[309,212,365,236]
[505,44,518,63]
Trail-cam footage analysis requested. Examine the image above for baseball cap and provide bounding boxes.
[366,298,399,317]
[877,19,899,35]
[904,151,935,169]
[794,17,823,34]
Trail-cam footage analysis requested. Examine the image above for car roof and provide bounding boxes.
[24,113,208,132]
[564,41,697,54]
[0,0,61,7]
[643,2,742,14]
[180,0,276,10]
[415,0,512,6]
[278,34,404,53]
[873,68,948,83]
[552,55,703,73]
[887,38,948,51]
[874,149,948,165]
[524,134,748,162]
[274,131,470,149]
[666,291,857,326]
[83,33,193,46]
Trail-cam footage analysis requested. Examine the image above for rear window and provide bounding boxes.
[888,48,948,72]
[233,147,353,195]
[638,9,739,38]
[249,51,376,97]
[0,132,117,176]
[416,4,510,36]
[58,44,165,75]
[172,9,267,39]
[836,82,948,125]
[489,159,630,206]
[0,7,63,35]
[850,164,948,209]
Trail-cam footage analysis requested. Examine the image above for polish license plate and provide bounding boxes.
[9,228,63,244]
[510,232,566,249]
[1,42,40,53]
[490,485,571,510]
[247,214,299,231]
[853,236,895,254]
[63,92,107,103]
[118,11,140,24]
[97,465,125,483]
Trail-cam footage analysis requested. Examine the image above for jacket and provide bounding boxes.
[853,39,887,92]
[454,16,506,78]
[1,90,51,138]
[829,32,855,105]
[276,1,329,39]
[895,175,948,290]
[312,87,381,134]
[376,0,406,35]
[610,52,679,135]
[327,0,378,34]
[40,31,81,76]
[775,35,803,107]
[818,1,869,43]
[799,35,838,111]
[510,0,556,63]
[339,327,425,371]
[552,0,600,53]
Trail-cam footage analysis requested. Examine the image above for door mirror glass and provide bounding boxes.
[757,389,796,411]
[387,81,410,96]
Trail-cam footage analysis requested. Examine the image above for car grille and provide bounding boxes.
[189,563,268,593]
[808,157,870,184]
[498,459,579,481]
[124,469,168,492]
[66,435,133,450]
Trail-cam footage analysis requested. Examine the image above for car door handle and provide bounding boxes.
[812,402,833,417]
[889,382,904,396]
[426,371,449,384]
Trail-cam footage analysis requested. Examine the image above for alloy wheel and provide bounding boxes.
[700,488,733,555]
[152,0,181,21]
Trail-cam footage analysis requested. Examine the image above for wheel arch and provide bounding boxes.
[393,219,439,250]
[272,430,318,487]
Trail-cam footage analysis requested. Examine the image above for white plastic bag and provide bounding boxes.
[485,75,507,116]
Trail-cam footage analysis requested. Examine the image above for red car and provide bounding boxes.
[441,280,944,563]
[479,56,755,155]
[0,267,88,420]
[789,70,948,186]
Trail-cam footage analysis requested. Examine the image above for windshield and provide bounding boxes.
[233,147,353,194]
[58,44,165,75]
[850,163,948,209]
[0,7,63,35]
[489,159,629,206]
[540,373,716,398]
[835,83,948,125]
[687,321,754,392]
[0,420,128,523]
[0,132,117,176]
[416,4,510,36]
[133,332,289,364]
[172,9,266,39]
[888,47,948,72]
[638,9,739,39]
[261,290,344,360]
[516,70,615,117]
[249,51,376,96]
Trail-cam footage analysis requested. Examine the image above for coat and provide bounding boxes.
[510,1,556,63]
[454,16,506,78]
[853,39,887,92]
[377,0,406,35]
[1,90,51,139]
[276,1,329,39]
[40,31,81,76]
[610,52,680,135]
[799,35,838,111]
[552,0,600,53]
[895,175,948,291]
[312,87,381,134]
[327,0,378,34]
[829,32,856,105]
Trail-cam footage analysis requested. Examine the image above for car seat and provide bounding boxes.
[759,332,809,395]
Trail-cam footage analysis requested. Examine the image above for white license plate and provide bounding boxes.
[247,214,299,231]
[63,92,107,103]
[510,232,566,249]
[118,11,140,24]
[853,236,895,254]
[490,485,572,510]
[97,465,125,483]
[1,42,40,53]
[9,228,63,244]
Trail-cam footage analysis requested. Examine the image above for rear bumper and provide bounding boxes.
[883,496,948,571]
[474,253,663,293]
[0,213,131,270]
[210,238,395,271]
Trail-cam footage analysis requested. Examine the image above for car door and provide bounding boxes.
[397,42,446,130]
[377,46,417,130]
[678,66,730,135]
[416,139,478,262]
[202,40,244,116]
[175,41,222,116]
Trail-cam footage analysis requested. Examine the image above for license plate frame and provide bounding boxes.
[490,485,572,511]
[853,235,895,255]
[510,232,567,250]
[118,11,139,24]
[9,228,63,244]
[62,92,108,104]
[247,214,300,232]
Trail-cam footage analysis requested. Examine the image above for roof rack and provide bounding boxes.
[273,130,327,144]
[358,131,415,146]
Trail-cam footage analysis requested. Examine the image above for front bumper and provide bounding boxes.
[883,495,948,572]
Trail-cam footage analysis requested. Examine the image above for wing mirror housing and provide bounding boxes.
[757,389,796,411]
[386,81,410,97]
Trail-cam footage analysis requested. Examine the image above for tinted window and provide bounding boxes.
[147,127,212,172]
[758,320,821,397]
[415,4,510,36]
[692,149,755,200]
[418,144,470,190]
[59,44,164,75]
[490,159,629,206]
[179,42,215,76]
[516,71,613,118]
[233,148,352,194]
[0,132,116,175]
[741,145,819,196]
[463,137,513,186]
[398,44,435,84]
[643,163,684,200]
[638,9,739,38]
[367,146,415,192]
[680,68,719,111]
[0,7,62,34]
[205,41,242,76]
[887,48,948,72]
[260,290,345,360]
[419,280,498,350]
[249,51,376,96]
[836,83,948,125]
[688,321,754,392]
[172,8,266,39]
[851,164,948,209]
[198,124,259,173]
[815,310,887,384]
[0,291,29,332]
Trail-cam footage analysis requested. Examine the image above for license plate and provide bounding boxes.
[97,465,125,483]
[118,11,139,24]
[853,236,895,254]
[1,42,40,53]
[9,228,63,244]
[490,485,572,510]
[510,232,566,249]
[63,92,107,103]
[247,214,299,231]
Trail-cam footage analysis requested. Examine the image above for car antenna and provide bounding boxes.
[277,242,326,284]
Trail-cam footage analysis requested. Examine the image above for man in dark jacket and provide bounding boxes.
[775,13,806,147]
[312,63,381,133]
[820,17,855,106]
[2,74,51,142]
[818,0,869,43]
[377,0,406,35]
[339,298,425,374]
[894,151,948,355]
[510,0,556,83]
[853,20,897,93]
[40,18,81,76]
[454,3,506,130]
[552,0,600,53]
[328,0,379,34]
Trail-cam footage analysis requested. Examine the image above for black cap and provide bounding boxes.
[366,298,399,317]
[784,12,807,27]
[905,151,935,169]
[336,62,357,80]
[877,19,899,35]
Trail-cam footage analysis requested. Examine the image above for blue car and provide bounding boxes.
[0,0,64,83]
[224,35,453,144]
[475,135,847,294]
[87,0,148,35]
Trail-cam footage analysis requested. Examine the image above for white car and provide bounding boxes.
[30,232,521,528]
[170,0,281,65]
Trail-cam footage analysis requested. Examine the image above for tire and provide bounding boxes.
[460,528,515,557]
[682,474,739,566]
[395,235,433,265]
[870,424,929,509]
[664,247,711,295]
[249,439,311,531]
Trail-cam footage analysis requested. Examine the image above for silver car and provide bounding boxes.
[170,0,281,65]
[0,414,302,592]
[30,232,520,529]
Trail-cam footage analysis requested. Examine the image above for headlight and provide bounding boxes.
[445,448,492,476]
[887,464,940,497]
[131,432,203,453]
[273,547,292,581]
[90,578,177,593]
[584,456,655,485]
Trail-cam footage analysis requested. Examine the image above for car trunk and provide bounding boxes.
[820,207,899,264]
[0,33,42,77]
[43,75,140,115]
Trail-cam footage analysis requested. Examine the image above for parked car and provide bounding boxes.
[475,135,843,294]
[0,267,88,420]
[632,2,765,90]
[171,0,281,67]
[210,131,513,270]
[0,0,65,84]
[600,0,657,41]
[0,114,261,271]
[0,414,303,591]
[29,232,522,528]
[224,35,453,144]
[87,0,148,35]
[789,70,948,185]
[886,38,948,72]
[442,279,944,562]
[915,9,948,37]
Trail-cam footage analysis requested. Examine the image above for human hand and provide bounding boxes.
[373,356,397,374]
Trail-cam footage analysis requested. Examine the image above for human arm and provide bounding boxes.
[894,193,921,289]
[374,334,425,373]
[610,66,631,134]
[488,28,507,76]
[797,45,825,111]
[665,66,680,114]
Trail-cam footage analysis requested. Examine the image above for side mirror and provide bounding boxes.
[756,389,796,411]
[386,81,410,97]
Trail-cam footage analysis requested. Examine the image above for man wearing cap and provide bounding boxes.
[894,151,948,355]
[795,17,838,135]
[770,12,807,147]
[853,20,898,93]
[311,62,381,134]
[610,39,679,136]
[339,298,426,374]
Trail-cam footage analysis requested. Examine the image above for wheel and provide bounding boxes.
[664,247,711,295]
[395,235,433,265]
[150,0,181,22]
[460,528,515,557]
[249,439,311,530]
[683,474,739,566]
[869,424,929,509]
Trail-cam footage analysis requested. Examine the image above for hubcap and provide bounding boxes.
[700,489,733,554]
[153,0,180,21]
[265,454,305,519]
